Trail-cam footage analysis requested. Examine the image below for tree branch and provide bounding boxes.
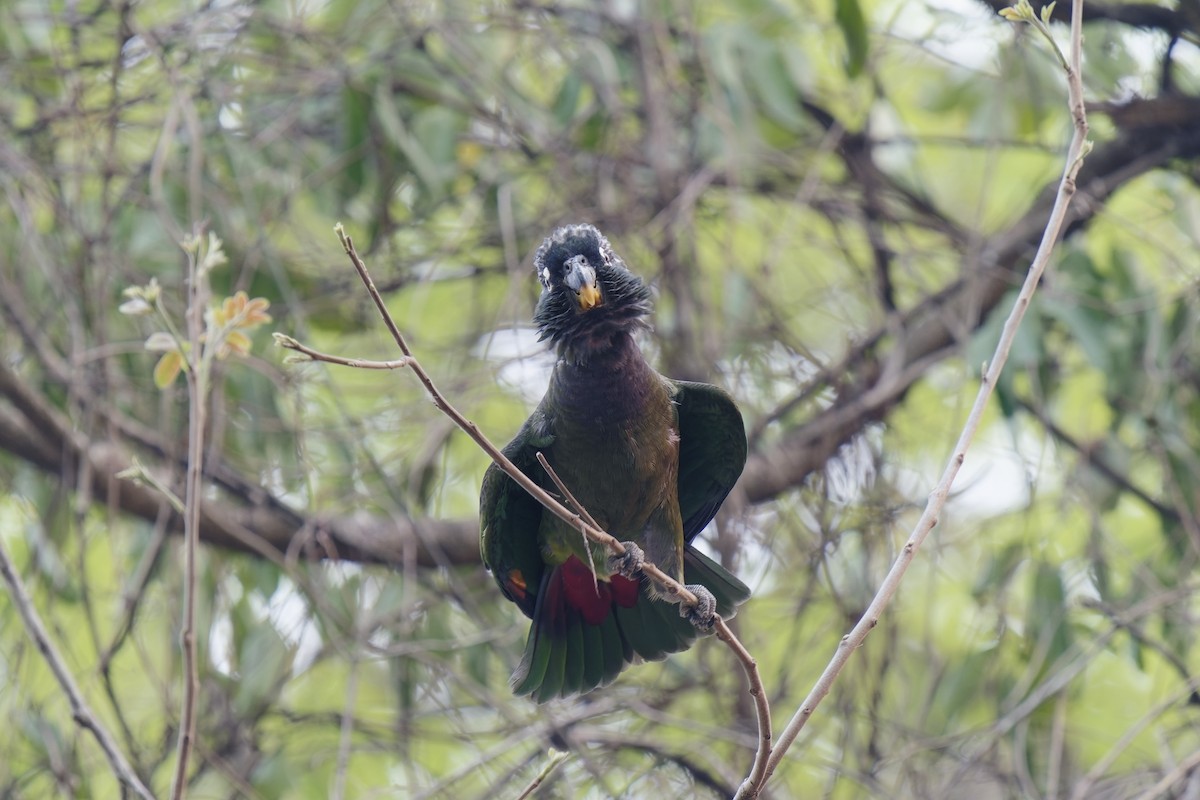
[738,0,1091,793]
[0,534,155,800]
[740,125,1194,506]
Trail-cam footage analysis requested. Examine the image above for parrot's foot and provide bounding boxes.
[608,541,645,579]
[681,584,717,631]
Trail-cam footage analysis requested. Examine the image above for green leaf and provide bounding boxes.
[576,108,609,151]
[234,621,295,715]
[835,0,869,78]
[375,85,462,200]
[1027,561,1072,677]
[745,42,804,130]
[1042,300,1113,374]
[973,542,1024,597]
[412,106,462,191]
[553,71,583,126]
[465,642,489,688]
[339,86,372,198]
[930,650,994,726]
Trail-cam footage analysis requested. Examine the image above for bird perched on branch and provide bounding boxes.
[480,223,750,702]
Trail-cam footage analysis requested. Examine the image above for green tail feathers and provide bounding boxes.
[510,550,750,702]
[511,603,631,702]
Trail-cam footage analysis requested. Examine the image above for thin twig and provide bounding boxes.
[535,451,602,584]
[972,584,1194,769]
[1069,673,1200,800]
[273,334,413,371]
[276,223,773,777]
[1046,690,1068,799]
[1133,748,1200,800]
[715,616,772,787]
[331,654,361,800]
[534,451,603,532]
[513,749,570,800]
[99,504,169,674]
[1014,395,1176,522]
[171,229,208,800]
[0,535,155,800]
[735,1,1091,795]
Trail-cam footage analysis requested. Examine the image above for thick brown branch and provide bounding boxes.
[740,128,1197,505]
[0,377,479,569]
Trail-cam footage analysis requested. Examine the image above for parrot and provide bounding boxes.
[479,223,750,702]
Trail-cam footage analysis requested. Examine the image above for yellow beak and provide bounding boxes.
[577,284,602,311]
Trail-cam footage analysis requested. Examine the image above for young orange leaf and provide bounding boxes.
[219,330,252,359]
[214,291,272,330]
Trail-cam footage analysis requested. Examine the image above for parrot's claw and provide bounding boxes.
[681,584,717,631]
[608,541,645,579]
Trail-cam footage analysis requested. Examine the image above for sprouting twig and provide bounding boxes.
[1000,1,1068,66]
[115,458,186,515]
[171,229,209,800]
[272,334,413,370]
[277,224,772,776]
[0,535,155,800]
[735,1,1091,796]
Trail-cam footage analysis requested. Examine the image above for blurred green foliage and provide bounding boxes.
[0,0,1199,798]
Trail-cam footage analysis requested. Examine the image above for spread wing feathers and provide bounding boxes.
[671,380,748,542]
[672,379,752,615]
[512,572,699,702]
[479,412,553,619]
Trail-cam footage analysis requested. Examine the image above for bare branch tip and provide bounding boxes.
[114,463,146,483]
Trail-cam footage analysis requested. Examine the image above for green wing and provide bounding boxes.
[671,379,752,616]
[479,410,554,620]
[671,380,748,542]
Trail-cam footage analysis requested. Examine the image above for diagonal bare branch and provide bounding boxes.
[0,535,155,800]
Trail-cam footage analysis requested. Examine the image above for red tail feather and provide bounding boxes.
[552,555,641,625]
[610,574,640,608]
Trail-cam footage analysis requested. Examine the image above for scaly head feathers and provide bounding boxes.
[533,224,652,362]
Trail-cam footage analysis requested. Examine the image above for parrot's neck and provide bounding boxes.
[550,332,660,425]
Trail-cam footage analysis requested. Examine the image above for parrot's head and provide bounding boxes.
[532,224,652,362]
